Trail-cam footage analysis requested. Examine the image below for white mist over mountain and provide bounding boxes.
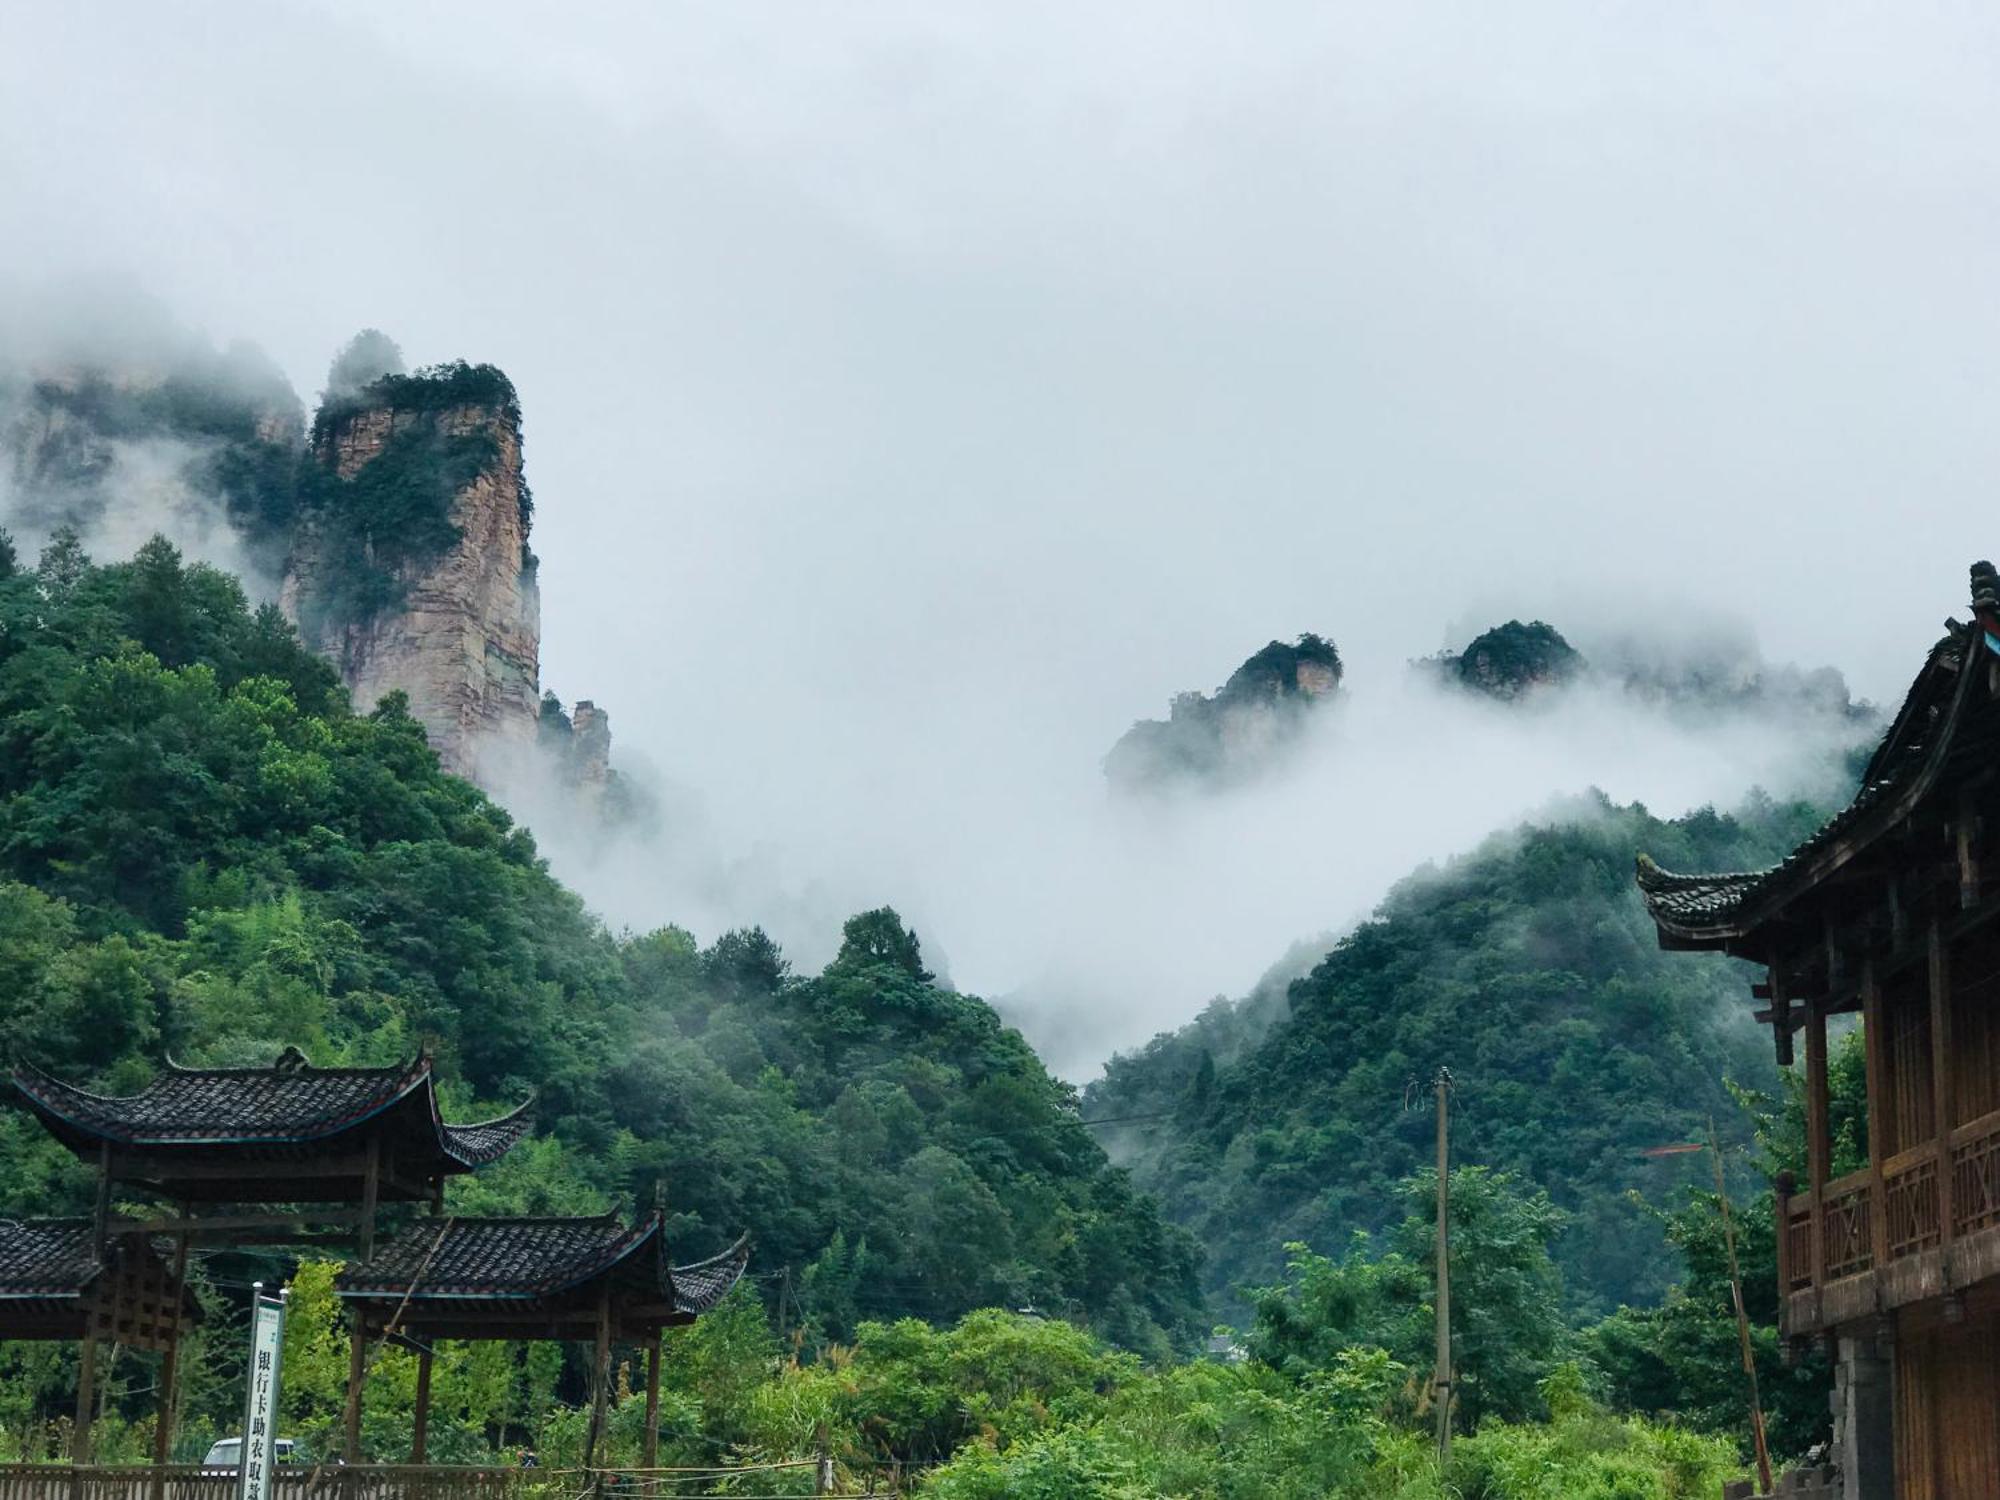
[531,639,1870,1078]
[3,1,1987,1073]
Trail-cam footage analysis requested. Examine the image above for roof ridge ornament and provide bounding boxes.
[273,1045,312,1075]
[1972,561,2000,656]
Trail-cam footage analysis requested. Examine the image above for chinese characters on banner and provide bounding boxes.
[238,1287,288,1500]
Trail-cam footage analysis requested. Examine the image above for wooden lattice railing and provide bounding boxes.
[1784,1201,1812,1292]
[1788,1112,2000,1298]
[1822,1176,1873,1280]
[1883,1150,1941,1261]
[1952,1110,2000,1237]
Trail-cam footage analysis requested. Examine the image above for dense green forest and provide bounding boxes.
[0,525,1853,1491]
[0,532,1204,1447]
[1084,792,1835,1317]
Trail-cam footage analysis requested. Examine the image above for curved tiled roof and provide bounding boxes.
[440,1097,538,1167]
[668,1235,753,1316]
[1636,569,2000,948]
[10,1050,531,1171]
[12,1054,433,1146]
[339,1212,651,1299]
[337,1212,750,1320]
[0,1220,99,1298]
[1633,858,1766,930]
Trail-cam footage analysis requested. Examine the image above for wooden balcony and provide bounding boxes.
[1781,1107,2000,1334]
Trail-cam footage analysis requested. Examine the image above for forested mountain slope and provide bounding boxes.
[0,531,1203,1355]
[1084,791,1838,1316]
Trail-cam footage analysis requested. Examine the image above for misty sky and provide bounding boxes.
[5,3,1998,1068]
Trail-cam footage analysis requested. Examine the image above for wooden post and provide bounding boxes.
[1433,1068,1452,1463]
[583,1291,613,1481]
[359,1136,381,1265]
[1861,963,1890,1273]
[343,1315,366,1464]
[1775,1171,1795,1298]
[642,1332,662,1488]
[1805,995,1830,1291]
[1930,920,1956,1254]
[1958,791,1981,909]
[410,1345,434,1465]
[1711,1119,1773,1496]
[151,1232,190,1492]
[72,1335,97,1467]
[73,1145,110,1484]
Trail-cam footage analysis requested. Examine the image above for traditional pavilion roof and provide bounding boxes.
[337,1211,750,1337]
[9,1048,533,1202]
[0,1220,197,1346]
[1636,562,2000,954]
[0,1220,100,1299]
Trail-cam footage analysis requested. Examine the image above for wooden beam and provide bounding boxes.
[150,1230,190,1488]
[107,1210,364,1238]
[104,1152,372,1184]
[359,1137,381,1265]
[72,1335,97,1468]
[1959,790,1983,910]
[343,1315,366,1464]
[91,1145,112,1246]
[1771,963,1795,1068]
[1930,920,1956,1257]
[584,1289,614,1479]
[1861,962,1890,1275]
[1805,996,1830,1291]
[643,1332,662,1486]
[410,1346,434,1465]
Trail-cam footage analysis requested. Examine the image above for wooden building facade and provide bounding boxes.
[1638,562,2000,1500]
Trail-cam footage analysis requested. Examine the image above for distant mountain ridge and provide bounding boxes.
[1422,616,1869,721]
[1081,790,1836,1318]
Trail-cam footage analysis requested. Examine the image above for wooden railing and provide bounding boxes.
[1786,1109,2000,1297]
[1784,1200,1812,1292]
[0,1468,537,1500]
[1822,1173,1873,1280]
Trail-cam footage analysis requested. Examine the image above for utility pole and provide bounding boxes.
[1433,1066,1452,1464]
[1709,1117,1773,1495]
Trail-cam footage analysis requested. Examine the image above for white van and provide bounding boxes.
[200,1438,298,1470]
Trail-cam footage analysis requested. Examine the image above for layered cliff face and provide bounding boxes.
[0,321,623,804]
[281,369,541,782]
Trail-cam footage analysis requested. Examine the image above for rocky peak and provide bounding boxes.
[1426,620,1583,700]
[1105,633,1343,792]
[281,362,540,784]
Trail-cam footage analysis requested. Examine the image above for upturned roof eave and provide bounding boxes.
[1635,623,1984,950]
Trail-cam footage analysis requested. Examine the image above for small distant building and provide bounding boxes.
[1637,562,2000,1500]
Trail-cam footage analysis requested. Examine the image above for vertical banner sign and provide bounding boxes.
[238,1285,289,1500]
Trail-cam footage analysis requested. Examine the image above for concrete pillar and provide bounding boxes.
[1831,1329,1894,1500]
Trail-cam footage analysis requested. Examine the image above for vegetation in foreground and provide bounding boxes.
[0,529,1840,1492]
[3,1170,1752,1499]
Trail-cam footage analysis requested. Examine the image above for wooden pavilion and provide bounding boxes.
[1637,561,2000,1499]
[4,1047,749,1492]
[5,1048,532,1469]
[336,1213,751,1468]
